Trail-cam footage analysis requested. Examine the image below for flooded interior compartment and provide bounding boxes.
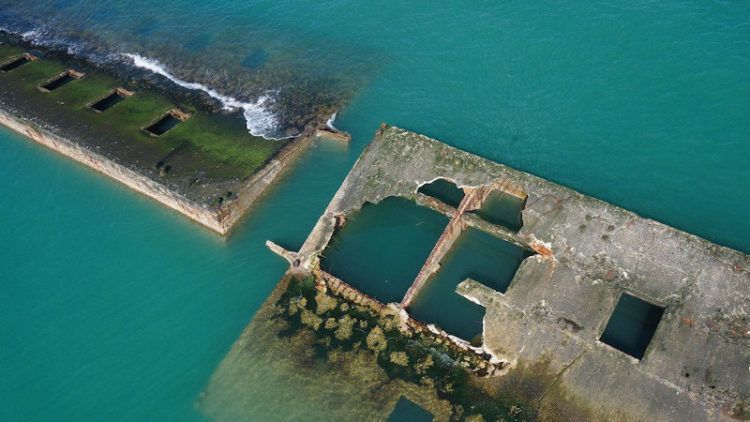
[321,197,449,304]
[408,227,528,342]
[473,189,525,232]
[89,88,132,112]
[0,53,33,72]
[599,293,665,360]
[417,178,465,208]
[39,70,83,92]
[144,109,189,136]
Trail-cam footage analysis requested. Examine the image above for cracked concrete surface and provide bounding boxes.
[277,124,749,420]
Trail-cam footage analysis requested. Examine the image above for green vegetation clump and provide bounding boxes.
[272,276,559,421]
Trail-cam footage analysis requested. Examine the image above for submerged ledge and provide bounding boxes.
[0,108,313,234]
[0,37,346,235]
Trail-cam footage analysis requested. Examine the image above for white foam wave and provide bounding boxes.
[124,53,289,140]
[11,25,108,63]
[325,112,338,131]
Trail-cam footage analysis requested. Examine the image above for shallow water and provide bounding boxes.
[1,1,749,420]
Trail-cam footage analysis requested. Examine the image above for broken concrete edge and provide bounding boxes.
[268,123,748,420]
[265,240,512,374]
[314,127,351,142]
[317,268,510,377]
[0,105,315,236]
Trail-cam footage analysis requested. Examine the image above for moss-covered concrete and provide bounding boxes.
[0,42,284,202]
[202,273,604,421]
[0,36,328,234]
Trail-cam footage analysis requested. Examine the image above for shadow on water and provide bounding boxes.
[321,196,448,304]
[417,178,465,209]
[473,191,525,232]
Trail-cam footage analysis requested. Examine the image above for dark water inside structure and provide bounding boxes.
[90,90,126,112]
[417,178,465,209]
[0,54,31,71]
[408,228,527,341]
[599,293,666,360]
[474,191,525,232]
[321,197,448,304]
[145,113,184,136]
[41,72,75,91]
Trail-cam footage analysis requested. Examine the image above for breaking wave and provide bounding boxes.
[124,53,289,140]
[0,24,290,140]
[6,25,111,63]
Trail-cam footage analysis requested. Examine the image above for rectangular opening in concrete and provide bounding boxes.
[600,293,664,360]
[0,54,33,72]
[38,70,83,92]
[408,227,527,342]
[144,109,188,136]
[89,88,131,112]
[473,190,525,232]
[388,397,433,422]
[417,178,465,208]
[321,196,449,304]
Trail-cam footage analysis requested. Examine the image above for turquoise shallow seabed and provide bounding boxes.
[1,1,749,421]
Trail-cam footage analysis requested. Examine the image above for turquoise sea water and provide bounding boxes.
[1,1,749,421]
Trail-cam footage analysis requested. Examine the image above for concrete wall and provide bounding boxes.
[0,106,312,235]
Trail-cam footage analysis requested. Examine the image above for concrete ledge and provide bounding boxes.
[0,107,313,235]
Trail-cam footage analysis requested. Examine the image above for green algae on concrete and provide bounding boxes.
[202,273,605,421]
[0,46,282,183]
[0,36,310,234]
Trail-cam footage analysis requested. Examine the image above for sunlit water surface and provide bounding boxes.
[1,1,748,420]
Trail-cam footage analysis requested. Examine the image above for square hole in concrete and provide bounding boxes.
[89,88,132,112]
[0,53,34,72]
[321,196,449,304]
[144,109,189,136]
[408,227,528,342]
[418,178,465,208]
[600,293,664,360]
[473,189,525,232]
[38,70,83,92]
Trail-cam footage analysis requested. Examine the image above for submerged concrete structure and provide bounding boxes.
[268,124,749,420]
[0,37,347,235]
